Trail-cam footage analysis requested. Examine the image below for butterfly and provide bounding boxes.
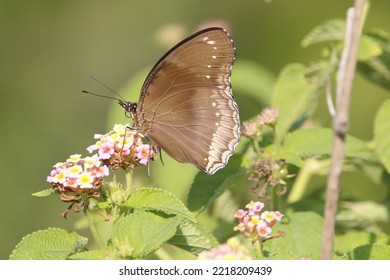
[88,27,240,174]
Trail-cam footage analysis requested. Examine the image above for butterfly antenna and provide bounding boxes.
[82,89,123,102]
[89,75,127,101]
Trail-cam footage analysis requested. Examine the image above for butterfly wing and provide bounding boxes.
[136,27,240,174]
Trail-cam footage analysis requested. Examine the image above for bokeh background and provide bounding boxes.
[1,0,389,259]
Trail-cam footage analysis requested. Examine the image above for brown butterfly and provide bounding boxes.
[87,27,240,174]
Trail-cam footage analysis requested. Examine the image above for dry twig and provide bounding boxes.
[320,0,366,260]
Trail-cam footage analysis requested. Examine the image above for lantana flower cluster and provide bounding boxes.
[234,201,284,241]
[46,124,159,217]
[198,237,252,260]
[47,154,109,217]
[242,107,279,137]
[47,154,109,194]
[87,124,158,170]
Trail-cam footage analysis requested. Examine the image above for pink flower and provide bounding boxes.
[258,107,279,125]
[94,165,109,178]
[274,210,284,221]
[247,201,265,215]
[98,142,114,159]
[257,221,272,237]
[242,119,260,137]
[234,209,247,219]
[252,201,265,212]
[86,144,98,153]
[136,144,153,165]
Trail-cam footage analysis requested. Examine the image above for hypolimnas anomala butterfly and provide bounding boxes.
[120,27,240,174]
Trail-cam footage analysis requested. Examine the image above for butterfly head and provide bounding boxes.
[119,100,137,119]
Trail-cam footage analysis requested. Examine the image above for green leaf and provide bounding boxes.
[263,212,323,259]
[32,188,55,197]
[9,228,88,260]
[275,150,304,167]
[111,210,180,259]
[358,34,383,61]
[187,154,248,212]
[69,250,115,260]
[337,201,389,230]
[358,28,390,90]
[335,231,390,256]
[271,64,315,142]
[168,220,218,255]
[301,19,345,47]
[348,244,390,260]
[374,100,390,172]
[124,188,196,223]
[282,127,376,161]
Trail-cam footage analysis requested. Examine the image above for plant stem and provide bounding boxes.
[252,138,262,155]
[125,169,133,192]
[287,159,329,204]
[320,0,366,260]
[254,239,264,259]
[154,247,173,260]
[106,204,118,239]
[87,211,104,249]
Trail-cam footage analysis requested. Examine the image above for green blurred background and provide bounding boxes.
[1,0,389,259]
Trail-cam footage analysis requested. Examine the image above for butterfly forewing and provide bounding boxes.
[136,27,240,174]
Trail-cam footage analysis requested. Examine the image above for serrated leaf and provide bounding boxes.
[187,154,247,212]
[271,64,315,142]
[125,188,195,223]
[301,19,345,47]
[348,244,390,260]
[32,188,55,197]
[69,250,116,260]
[168,220,218,255]
[263,212,323,259]
[282,127,376,161]
[111,210,180,259]
[374,100,390,172]
[358,28,390,90]
[9,228,87,260]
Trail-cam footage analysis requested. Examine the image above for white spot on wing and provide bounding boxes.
[207,40,215,45]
